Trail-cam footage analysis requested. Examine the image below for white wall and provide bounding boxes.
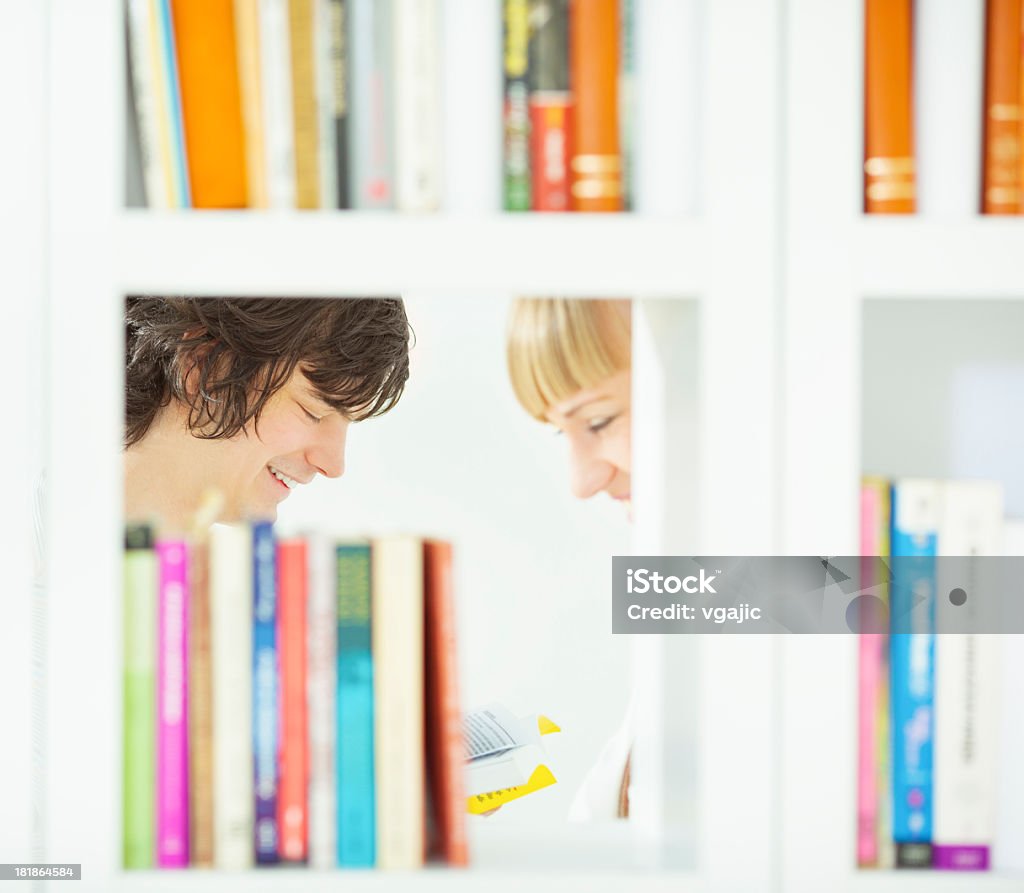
[278,293,634,862]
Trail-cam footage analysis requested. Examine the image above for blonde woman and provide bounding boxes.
[506,297,634,820]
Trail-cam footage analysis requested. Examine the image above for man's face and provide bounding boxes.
[199,366,352,522]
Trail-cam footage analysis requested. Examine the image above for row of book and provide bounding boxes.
[122,523,469,869]
[864,0,1024,215]
[125,0,441,210]
[856,476,1023,871]
[502,0,633,212]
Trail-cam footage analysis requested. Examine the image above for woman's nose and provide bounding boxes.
[568,440,614,500]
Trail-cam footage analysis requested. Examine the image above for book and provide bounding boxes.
[349,0,395,209]
[423,540,468,866]
[209,523,254,869]
[863,0,915,213]
[502,0,531,210]
[252,521,280,864]
[259,0,297,208]
[326,0,351,209]
[277,538,309,861]
[394,0,442,211]
[981,0,1023,213]
[933,480,1002,871]
[857,477,891,868]
[372,536,425,869]
[527,0,571,212]
[288,0,321,209]
[994,520,1024,872]
[123,525,157,869]
[124,9,150,207]
[914,0,985,216]
[569,0,623,211]
[156,538,190,867]
[170,0,248,208]
[125,0,189,208]
[234,0,269,208]
[336,542,376,867]
[314,0,339,208]
[619,0,635,211]
[186,530,213,866]
[306,535,337,869]
[890,479,939,868]
[464,704,561,814]
[153,0,191,207]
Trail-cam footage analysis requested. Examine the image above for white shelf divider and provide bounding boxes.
[113,211,708,297]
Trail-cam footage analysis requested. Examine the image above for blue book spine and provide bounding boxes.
[890,481,938,864]
[252,521,279,863]
[336,543,375,867]
[154,0,191,207]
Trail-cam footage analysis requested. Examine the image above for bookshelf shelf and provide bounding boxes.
[105,868,708,893]
[847,871,1024,892]
[855,218,1024,299]
[113,212,708,296]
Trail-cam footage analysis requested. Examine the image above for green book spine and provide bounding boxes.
[123,525,157,868]
[503,0,531,210]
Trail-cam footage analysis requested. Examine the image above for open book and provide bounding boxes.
[464,703,561,814]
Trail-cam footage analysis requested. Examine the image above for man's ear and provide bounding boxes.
[177,328,216,401]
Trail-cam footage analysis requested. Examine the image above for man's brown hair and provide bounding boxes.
[125,296,411,448]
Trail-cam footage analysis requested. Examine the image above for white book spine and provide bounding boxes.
[372,536,424,869]
[210,524,254,869]
[125,0,168,208]
[306,535,336,869]
[315,0,339,208]
[633,0,702,215]
[914,0,985,217]
[259,0,297,208]
[349,0,395,208]
[933,480,1002,870]
[994,520,1024,872]
[393,0,442,211]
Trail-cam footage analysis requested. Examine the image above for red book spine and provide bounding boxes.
[529,0,571,211]
[277,538,309,862]
[423,541,468,866]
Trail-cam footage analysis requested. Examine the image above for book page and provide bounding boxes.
[464,703,538,761]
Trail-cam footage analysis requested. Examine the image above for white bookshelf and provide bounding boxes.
[782,2,1024,893]
[33,0,780,891]
[17,0,1022,891]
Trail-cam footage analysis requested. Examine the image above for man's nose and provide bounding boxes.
[307,420,348,479]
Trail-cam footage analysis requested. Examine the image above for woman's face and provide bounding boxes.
[545,369,631,510]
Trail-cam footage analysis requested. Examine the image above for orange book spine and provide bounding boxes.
[863,0,916,213]
[170,0,249,208]
[423,541,468,866]
[569,0,623,211]
[277,539,309,862]
[982,0,1023,213]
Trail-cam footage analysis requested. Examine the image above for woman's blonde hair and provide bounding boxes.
[506,298,631,421]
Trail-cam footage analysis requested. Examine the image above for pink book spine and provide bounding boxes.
[857,483,883,867]
[157,539,190,867]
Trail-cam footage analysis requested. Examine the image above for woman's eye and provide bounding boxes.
[588,415,616,433]
[300,404,322,423]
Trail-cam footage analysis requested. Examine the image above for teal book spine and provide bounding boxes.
[336,543,375,866]
[123,524,158,868]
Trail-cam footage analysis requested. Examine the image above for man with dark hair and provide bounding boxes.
[123,296,411,530]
